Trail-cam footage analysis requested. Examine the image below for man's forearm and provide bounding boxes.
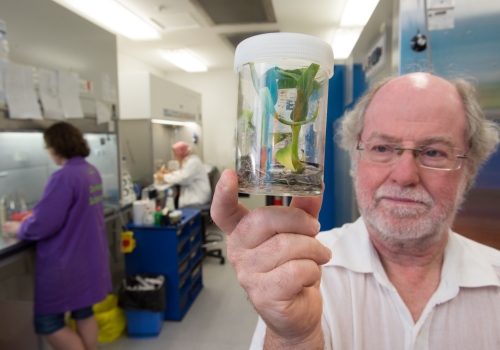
[263,326,325,350]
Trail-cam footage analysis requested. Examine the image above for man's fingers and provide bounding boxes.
[261,259,322,298]
[230,207,320,250]
[289,190,323,219]
[242,232,331,273]
[211,169,250,234]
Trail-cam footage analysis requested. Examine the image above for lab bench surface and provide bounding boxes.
[0,203,130,262]
[125,209,203,321]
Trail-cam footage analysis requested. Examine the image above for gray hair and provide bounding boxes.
[335,75,500,189]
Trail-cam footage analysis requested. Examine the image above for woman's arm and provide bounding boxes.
[17,172,73,241]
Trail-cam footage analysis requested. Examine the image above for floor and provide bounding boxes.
[99,227,259,350]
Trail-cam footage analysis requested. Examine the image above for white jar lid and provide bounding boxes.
[234,32,334,78]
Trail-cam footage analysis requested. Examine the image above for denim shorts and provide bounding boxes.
[34,306,94,335]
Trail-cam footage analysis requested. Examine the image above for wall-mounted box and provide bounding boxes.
[119,72,201,124]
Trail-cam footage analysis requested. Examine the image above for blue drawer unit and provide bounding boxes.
[125,209,203,321]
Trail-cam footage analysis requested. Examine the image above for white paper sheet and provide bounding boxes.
[5,63,42,120]
[58,70,84,119]
[428,8,455,30]
[101,73,112,102]
[0,60,6,105]
[96,99,111,124]
[38,67,64,120]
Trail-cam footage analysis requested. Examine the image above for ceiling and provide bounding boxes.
[116,0,349,73]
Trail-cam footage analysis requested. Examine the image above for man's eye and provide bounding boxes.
[373,145,392,153]
[423,149,446,158]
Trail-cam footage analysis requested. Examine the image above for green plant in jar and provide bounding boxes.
[249,62,322,174]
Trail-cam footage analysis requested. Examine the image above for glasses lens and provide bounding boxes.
[418,145,458,170]
[365,142,397,164]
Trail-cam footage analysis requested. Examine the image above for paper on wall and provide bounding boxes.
[101,72,112,102]
[38,67,64,120]
[5,62,43,120]
[58,70,84,119]
[427,8,455,30]
[0,61,6,105]
[427,0,455,31]
[96,99,111,124]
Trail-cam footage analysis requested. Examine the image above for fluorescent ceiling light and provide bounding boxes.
[152,119,193,126]
[160,49,208,72]
[54,0,161,41]
[340,0,380,27]
[333,27,363,59]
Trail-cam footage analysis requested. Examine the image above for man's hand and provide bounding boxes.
[159,165,169,174]
[211,170,331,348]
[155,172,165,182]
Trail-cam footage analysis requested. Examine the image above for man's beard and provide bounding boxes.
[355,176,467,251]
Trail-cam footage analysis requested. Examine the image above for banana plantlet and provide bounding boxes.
[249,62,322,174]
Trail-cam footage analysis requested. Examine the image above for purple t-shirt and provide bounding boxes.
[18,157,112,314]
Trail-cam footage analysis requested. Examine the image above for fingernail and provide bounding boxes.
[218,172,227,189]
[327,248,332,260]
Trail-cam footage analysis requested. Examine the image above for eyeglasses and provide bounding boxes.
[356,141,468,171]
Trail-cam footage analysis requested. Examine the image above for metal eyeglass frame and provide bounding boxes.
[356,142,468,171]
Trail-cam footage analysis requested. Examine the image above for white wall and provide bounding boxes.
[164,70,238,172]
[118,52,167,77]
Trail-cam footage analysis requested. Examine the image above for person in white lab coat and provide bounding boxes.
[155,141,211,208]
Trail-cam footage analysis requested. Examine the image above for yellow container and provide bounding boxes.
[67,294,126,343]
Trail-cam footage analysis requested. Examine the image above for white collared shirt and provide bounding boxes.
[250,217,500,350]
[163,154,211,208]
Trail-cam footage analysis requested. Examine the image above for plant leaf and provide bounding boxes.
[296,63,320,99]
[275,144,296,172]
[277,77,297,89]
[275,68,301,81]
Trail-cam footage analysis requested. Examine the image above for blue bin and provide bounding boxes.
[125,309,163,338]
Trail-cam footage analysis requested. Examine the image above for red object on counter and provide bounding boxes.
[11,211,33,222]
[273,196,283,206]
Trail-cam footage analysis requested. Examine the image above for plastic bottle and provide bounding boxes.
[165,188,175,211]
[143,205,154,226]
[154,206,162,226]
[19,195,28,213]
[7,195,16,220]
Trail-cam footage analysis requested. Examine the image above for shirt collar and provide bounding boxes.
[444,231,500,288]
[321,217,500,290]
[321,217,374,274]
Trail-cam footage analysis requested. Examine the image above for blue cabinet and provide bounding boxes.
[125,209,203,321]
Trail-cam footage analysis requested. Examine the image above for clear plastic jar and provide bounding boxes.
[234,33,334,196]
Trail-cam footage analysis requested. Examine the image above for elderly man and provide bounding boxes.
[155,141,211,208]
[211,73,500,349]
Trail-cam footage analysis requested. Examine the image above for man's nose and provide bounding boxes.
[388,150,421,186]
